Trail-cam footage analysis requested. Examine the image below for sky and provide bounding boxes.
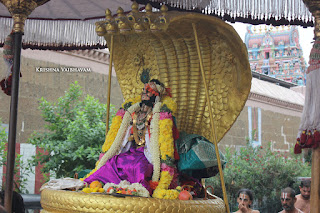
[230,22,314,65]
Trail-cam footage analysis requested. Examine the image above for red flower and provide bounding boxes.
[149,180,159,190]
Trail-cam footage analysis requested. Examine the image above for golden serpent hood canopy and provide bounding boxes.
[96,3,252,143]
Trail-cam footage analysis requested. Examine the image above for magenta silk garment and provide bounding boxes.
[84,147,153,194]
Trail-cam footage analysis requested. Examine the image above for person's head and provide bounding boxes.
[299,179,311,200]
[237,189,254,209]
[141,79,164,107]
[280,187,296,211]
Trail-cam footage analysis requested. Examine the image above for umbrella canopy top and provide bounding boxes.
[0,0,145,50]
[137,0,314,27]
[0,0,135,20]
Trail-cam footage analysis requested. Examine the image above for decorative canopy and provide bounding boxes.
[0,0,315,50]
[136,0,314,27]
[96,3,251,143]
[0,0,144,50]
[0,0,134,20]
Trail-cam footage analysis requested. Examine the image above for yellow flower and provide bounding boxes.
[121,98,134,109]
[102,115,122,152]
[152,188,179,199]
[161,96,177,115]
[157,171,173,189]
[121,96,141,108]
[132,95,141,104]
[159,119,174,160]
[82,188,91,193]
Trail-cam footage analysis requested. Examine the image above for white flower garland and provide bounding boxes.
[97,101,161,182]
[150,102,161,182]
[97,103,140,169]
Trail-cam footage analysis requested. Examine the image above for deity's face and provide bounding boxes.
[280,192,296,211]
[141,82,159,101]
[299,186,311,200]
[237,193,252,209]
[141,83,153,101]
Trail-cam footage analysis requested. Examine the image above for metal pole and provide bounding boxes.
[4,31,22,213]
[310,146,320,213]
[105,35,114,134]
[192,23,230,213]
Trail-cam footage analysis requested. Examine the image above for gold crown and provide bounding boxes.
[95,2,169,36]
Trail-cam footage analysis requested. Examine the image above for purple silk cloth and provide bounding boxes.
[84,147,153,194]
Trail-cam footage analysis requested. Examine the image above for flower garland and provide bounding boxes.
[161,96,177,115]
[97,102,140,169]
[158,119,174,160]
[152,171,179,199]
[152,96,178,199]
[83,93,178,199]
[102,115,123,152]
[150,102,161,181]
[82,98,140,180]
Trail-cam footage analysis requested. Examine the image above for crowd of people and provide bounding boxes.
[234,180,311,213]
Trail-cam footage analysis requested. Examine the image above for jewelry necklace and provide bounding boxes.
[132,107,152,146]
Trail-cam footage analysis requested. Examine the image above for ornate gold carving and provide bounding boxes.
[0,0,50,32]
[41,189,226,213]
[96,2,251,144]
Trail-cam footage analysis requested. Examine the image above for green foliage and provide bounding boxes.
[0,119,29,193]
[206,142,311,213]
[28,82,116,179]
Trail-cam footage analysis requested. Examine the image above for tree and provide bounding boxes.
[0,119,28,193]
[206,141,311,212]
[28,82,116,179]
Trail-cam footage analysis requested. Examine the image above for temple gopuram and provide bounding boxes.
[245,25,307,86]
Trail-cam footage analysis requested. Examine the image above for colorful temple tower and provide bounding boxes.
[245,25,307,85]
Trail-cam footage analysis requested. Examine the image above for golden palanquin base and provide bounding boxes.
[41,189,226,213]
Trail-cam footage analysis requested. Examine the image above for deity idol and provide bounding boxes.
[83,79,180,199]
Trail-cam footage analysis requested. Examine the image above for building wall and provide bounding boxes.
[0,49,124,194]
[219,99,302,152]
[0,49,124,144]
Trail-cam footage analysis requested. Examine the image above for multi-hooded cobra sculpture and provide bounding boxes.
[40,2,251,212]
